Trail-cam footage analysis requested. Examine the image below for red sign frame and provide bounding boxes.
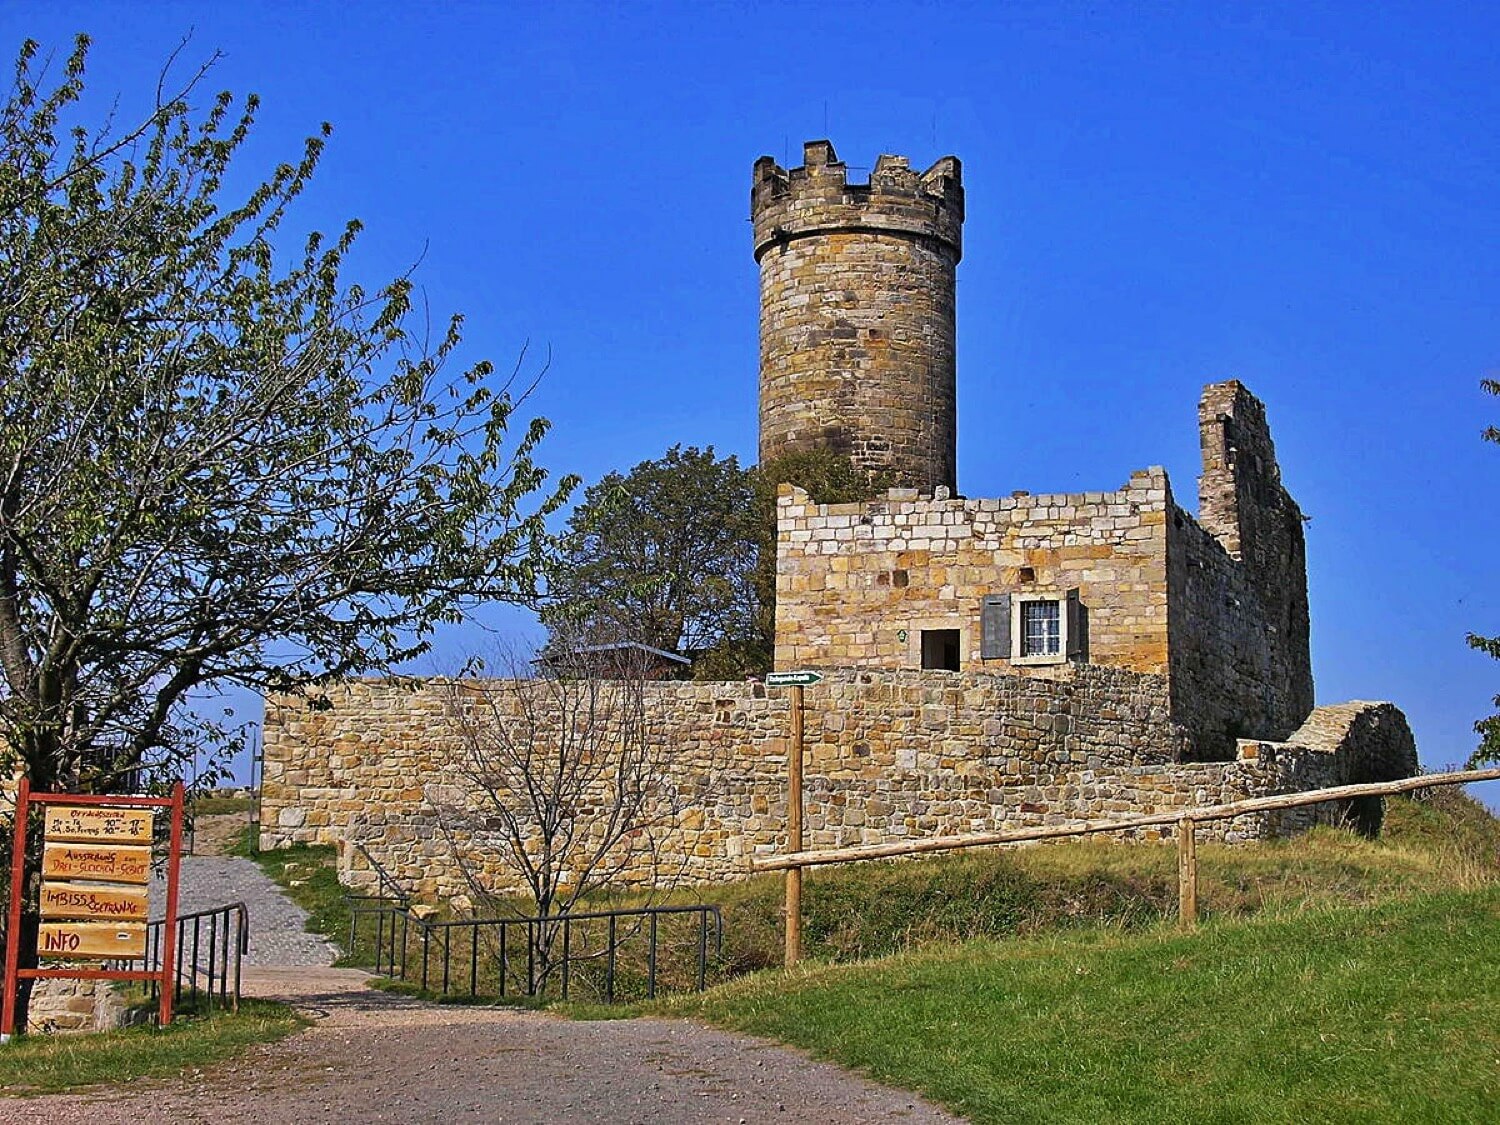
[1,779,185,1039]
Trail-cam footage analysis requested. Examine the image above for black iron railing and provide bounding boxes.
[348,901,723,1003]
[350,842,411,908]
[134,902,249,1012]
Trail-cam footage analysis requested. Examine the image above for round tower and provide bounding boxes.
[752,139,963,491]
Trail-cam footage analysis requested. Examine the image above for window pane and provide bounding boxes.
[1021,600,1060,656]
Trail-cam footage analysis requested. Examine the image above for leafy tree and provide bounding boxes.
[717,448,889,678]
[544,444,884,680]
[0,39,574,804]
[1468,378,1500,768]
[542,446,759,671]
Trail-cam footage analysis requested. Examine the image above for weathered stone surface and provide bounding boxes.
[25,973,127,1035]
[1168,381,1315,755]
[258,668,1400,904]
[773,381,1319,762]
[754,142,961,492]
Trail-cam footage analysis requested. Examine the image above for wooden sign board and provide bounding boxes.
[40,882,149,922]
[44,804,153,844]
[38,921,148,960]
[42,843,152,885]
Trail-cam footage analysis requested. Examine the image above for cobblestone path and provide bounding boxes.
[152,855,339,968]
[148,814,338,968]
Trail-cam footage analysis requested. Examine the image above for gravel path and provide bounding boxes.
[13,969,964,1124]
[9,816,965,1123]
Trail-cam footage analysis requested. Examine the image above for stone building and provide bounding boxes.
[257,140,1416,897]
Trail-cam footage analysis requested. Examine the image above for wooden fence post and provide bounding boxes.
[1177,817,1198,928]
[784,683,805,967]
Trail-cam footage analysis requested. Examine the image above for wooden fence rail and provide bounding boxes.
[756,765,1500,965]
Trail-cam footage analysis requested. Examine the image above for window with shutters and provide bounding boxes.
[1007,589,1085,666]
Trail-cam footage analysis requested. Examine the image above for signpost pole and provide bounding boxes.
[784,683,805,968]
[159,781,186,1027]
[1,778,31,1042]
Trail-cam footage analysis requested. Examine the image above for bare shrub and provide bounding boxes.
[435,635,718,994]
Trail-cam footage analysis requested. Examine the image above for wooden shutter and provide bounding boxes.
[1065,588,1085,661]
[981,594,1010,660]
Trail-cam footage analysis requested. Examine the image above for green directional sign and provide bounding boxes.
[765,670,823,687]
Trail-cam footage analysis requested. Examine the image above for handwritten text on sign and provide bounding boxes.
[39,882,148,921]
[39,922,147,960]
[43,805,153,844]
[41,843,152,884]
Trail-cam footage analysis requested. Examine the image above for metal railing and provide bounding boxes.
[134,902,249,1012]
[348,901,723,1003]
[350,842,411,908]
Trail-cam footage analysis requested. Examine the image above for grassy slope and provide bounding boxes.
[668,888,1500,1124]
[586,790,1500,1122]
[0,1000,305,1096]
[250,789,1500,980]
[658,789,1500,972]
[241,789,1499,1120]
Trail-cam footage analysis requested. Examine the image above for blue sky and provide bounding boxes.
[6,2,1497,801]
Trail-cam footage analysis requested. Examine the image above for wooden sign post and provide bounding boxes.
[1177,817,1199,928]
[765,670,821,968]
[1,780,185,1041]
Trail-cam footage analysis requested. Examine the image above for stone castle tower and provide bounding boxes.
[752,140,964,491]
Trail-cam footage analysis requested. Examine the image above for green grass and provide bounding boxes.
[623,789,1500,975]
[657,888,1500,1123]
[246,789,1498,1002]
[236,789,1499,1117]
[0,999,305,1096]
[188,794,255,815]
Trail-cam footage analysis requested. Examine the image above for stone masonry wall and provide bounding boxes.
[773,469,1171,677]
[774,382,1317,760]
[259,667,1385,904]
[1167,383,1315,757]
[754,140,962,492]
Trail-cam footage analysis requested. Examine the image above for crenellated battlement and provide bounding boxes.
[754,138,963,490]
[752,140,964,263]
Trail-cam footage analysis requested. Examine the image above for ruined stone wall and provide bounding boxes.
[773,468,1171,678]
[1167,383,1315,757]
[754,141,962,492]
[259,667,1383,904]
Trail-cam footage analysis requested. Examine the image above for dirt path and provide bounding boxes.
[12,967,963,1123]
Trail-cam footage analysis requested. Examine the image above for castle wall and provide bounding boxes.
[773,469,1172,680]
[1166,383,1315,758]
[754,141,962,491]
[259,667,1373,904]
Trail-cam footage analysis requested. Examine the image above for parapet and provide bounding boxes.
[752,139,964,262]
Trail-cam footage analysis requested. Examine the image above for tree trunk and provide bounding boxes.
[11,756,59,1035]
